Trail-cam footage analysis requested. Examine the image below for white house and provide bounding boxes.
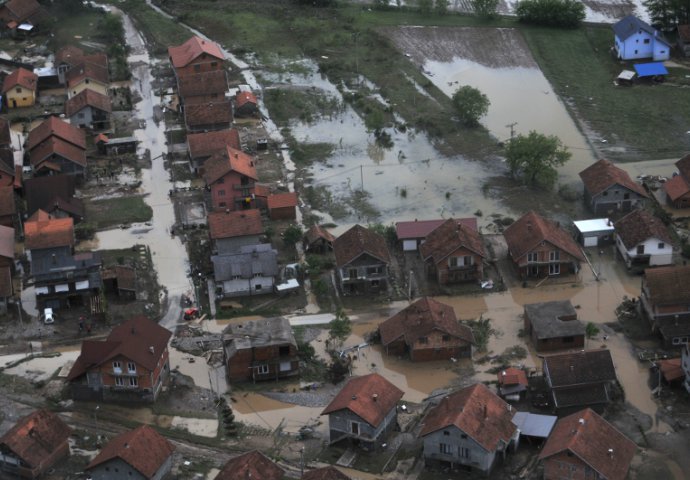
[211,244,278,297]
[614,209,673,269]
[613,15,671,61]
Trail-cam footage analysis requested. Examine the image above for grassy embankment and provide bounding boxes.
[85,196,153,229]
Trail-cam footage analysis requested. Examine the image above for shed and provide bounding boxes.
[511,412,557,440]
[634,62,668,79]
[267,192,298,220]
[573,218,614,247]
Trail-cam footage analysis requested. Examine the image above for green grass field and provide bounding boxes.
[85,195,153,229]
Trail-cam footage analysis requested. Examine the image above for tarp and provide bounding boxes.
[512,412,557,438]
[634,62,668,77]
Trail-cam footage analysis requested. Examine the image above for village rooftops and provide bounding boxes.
[236,90,257,107]
[543,349,616,388]
[208,209,263,240]
[303,466,353,480]
[223,316,295,352]
[86,425,175,478]
[1,0,44,24]
[333,224,390,268]
[56,45,108,69]
[214,450,284,480]
[187,129,241,159]
[304,224,336,245]
[322,373,404,427]
[24,210,74,250]
[0,225,12,260]
[0,409,71,470]
[573,218,614,235]
[203,145,257,184]
[65,88,112,116]
[66,61,109,87]
[0,185,15,218]
[177,69,228,97]
[395,217,477,240]
[663,174,690,202]
[613,15,670,44]
[267,191,298,209]
[184,100,233,128]
[504,211,585,262]
[497,367,528,388]
[524,300,584,340]
[211,244,278,281]
[30,136,87,167]
[539,408,636,480]
[168,35,224,69]
[2,67,37,93]
[419,383,516,451]
[643,265,690,304]
[579,159,647,198]
[419,218,485,264]
[27,116,86,151]
[614,209,672,250]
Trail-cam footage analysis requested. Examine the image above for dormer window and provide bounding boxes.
[112,361,122,373]
[127,362,136,374]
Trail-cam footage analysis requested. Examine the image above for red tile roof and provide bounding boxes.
[322,373,403,427]
[86,425,174,478]
[2,0,43,23]
[614,209,672,250]
[30,137,87,168]
[0,117,10,146]
[184,100,233,129]
[503,211,584,262]
[419,218,485,265]
[497,367,528,386]
[208,209,263,240]
[67,316,172,381]
[24,211,74,250]
[676,154,690,180]
[579,159,647,198]
[27,116,86,151]
[539,408,636,480]
[658,358,683,382]
[0,409,71,470]
[333,224,390,268]
[168,36,224,69]
[0,185,15,218]
[236,90,257,108]
[396,217,477,240]
[663,174,690,202]
[303,466,352,480]
[178,69,228,98]
[379,297,474,347]
[56,46,108,70]
[64,88,112,117]
[419,383,516,451]
[543,349,617,387]
[305,224,336,245]
[214,450,284,480]
[0,224,14,259]
[2,67,37,93]
[187,129,241,160]
[0,265,11,297]
[66,62,109,88]
[643,265,690,305]
[267,191,298,210]
[203,146,257,185]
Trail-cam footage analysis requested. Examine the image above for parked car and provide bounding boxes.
[42,308,55,324]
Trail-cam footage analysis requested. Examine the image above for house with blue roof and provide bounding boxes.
[613,15,671,61]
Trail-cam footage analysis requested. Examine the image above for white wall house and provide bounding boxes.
[613,15,671,61]
[616,235,673,268]
[614,209,673,269]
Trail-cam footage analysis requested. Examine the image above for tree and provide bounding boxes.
[515,0,585,28]
[644,0,690,30]
[328,308,352,351]
[585,322,600,339]
[451,86,490,127]
[505,131,571,189]
[418,0,434,14]
[472,0,499,19]
[282,224,303,246]
[434,0,450,15]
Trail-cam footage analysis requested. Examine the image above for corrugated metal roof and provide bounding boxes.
[512,412,557,438]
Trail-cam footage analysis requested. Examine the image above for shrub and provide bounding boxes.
[516,0,585,28]
[452,86,490,127]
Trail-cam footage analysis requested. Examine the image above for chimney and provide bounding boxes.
[508,404,512,412]
[527,221,532,232]
[483,404,488,419]
[225,209,230,214]
[373,393,378,402]
[149,346,154,354]
[608,448,614,458]
[52,253,57,265]
[570,365,574,372]
[351,395,357,400]
[578,418,585,425]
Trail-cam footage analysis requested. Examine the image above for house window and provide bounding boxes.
[637,245,645,255]
[549,263,560,275]
[549,250,560,261]
[527,252,538,263]
[113,361,122,373]
[371,279,380,287]
[349,268,358,279]
[658,243,665,249]
[15,87,20,93]
[279,346,290,356]
[218,189,225,196]
[624,193,630,200]
[442,334,450,342]
[255,284,262,290]
[603,191,608,196]
[463,256,473,266]
[563,336,575,343]
[257,364,269,375]
[129,377,138,387]
[351,421,360,435]
[367,266,382,275]
[194,64,201,72]
[673,337,689,345]
[419,337,428,344]
[127,362,136,374]
[115,376,125,386]
[635,49,638,54]
[644,38,650,44]
[219,202,226,208]
[459,447,470,458]
[211,61,218,67]
[449,257,458,267]
[443,430,450,436]
[439,443,452,454]
[461,433,468,439]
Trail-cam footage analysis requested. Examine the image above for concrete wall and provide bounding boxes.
[338,254,389,295]
[173,54,224,78]
[210,172,256,211]
[328,407,397,450]
[423,425,498,474]
[220,275,274,297]
[226,344,299,382]
[616,235,673,268]
[68,80,108,99]
[215,235,262,255]
[87,458,148,480]
[588,185,646,216]
[5,86,35,108]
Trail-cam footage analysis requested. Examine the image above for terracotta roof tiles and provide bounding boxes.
[0,224,14,259]
[27,116,86,151]
[208,209,263,240]
[497,367,528,386]
[333,224,390,268]
[503,211,584,262]
[178,69,228,97]
[0,186,15,218]
[203,146,257,185]
[579,159,647,198]
[2,0,43,23]
[322,373,403,427]
[30,137,87,168]
[395,217,477,240]
[184,100,233,129]
[24,211,74,250]
[419,218,485,264]
[267,191,298,210]
[676,154,690,180]
[539,408,636,480]
[168,36,224,69]
[305,224,336,245]
[543,349,617,387]
[65,62,109,88]
[0,409,71,470]
[2,67,37,93]
[663,174,690,202]
[236,90,257,108]
[65,88,112,117]
[214,450,284,480]
[614,209,672,250]
[187,129,241,160]
[643,265,690,305]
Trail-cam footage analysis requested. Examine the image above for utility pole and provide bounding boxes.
[360,165,364,192]
[506,122,518,142]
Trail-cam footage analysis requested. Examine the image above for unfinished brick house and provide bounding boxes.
[419,218,485,284]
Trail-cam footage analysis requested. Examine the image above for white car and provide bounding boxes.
[42,308,55,324]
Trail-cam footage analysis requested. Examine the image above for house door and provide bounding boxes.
[11,99,16,108]
[349,268,358,279]
[351,422,359,435]
[549,263,560,275]
[528,266,539,277]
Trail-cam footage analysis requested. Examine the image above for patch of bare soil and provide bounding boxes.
[581,0,636,19]
[379,26,537,69]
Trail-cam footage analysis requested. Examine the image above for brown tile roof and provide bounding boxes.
[657,357,683,382]
[497,367,528,386]
[0,265,11,297]
[322,373,403,427]
[187,129,241,160]
[25,174,76,217]
[379,296,474,347]
[0,117,10,146]
[395,217,477,240]
[676,153,690,180]
[2,0,42,23]
[27,116,86,151]
[643,265,690,304]
[184,100,233,129]
[64,88,112,117]
[0,148,13,178]
[203,146,257,185]
[208,209,263,240]
[214,450,284,480]
[0,185,15,217]
[30,137,87,168]
[579,159,647,198]
[236,90,257,108]
[115,265,136,291]
[543,349,617,388]
[66,62,109,88]
[0,409,71,469]
[663,174,690,202]
[419,383,516,451]
[178,69,228,97]
[86,425,174,478]
[0,224,14,259]
[333,224,390,268]
[168,36,224,69]
[305,224,336,245]
[503,211,584,262]
[56,46,108,70]
[303,466,352,480]
[2,67,37,93]
[267,191,298,210]
[539,408,636,480]
[419,218,485,264]
[67,316,172,381]
[614,209,672,250]
[24,211,74,250]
